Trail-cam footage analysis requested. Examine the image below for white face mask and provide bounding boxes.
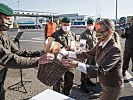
[88,26,94,31]
[62,26,71,32]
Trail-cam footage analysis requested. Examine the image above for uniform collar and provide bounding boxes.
[61,28,69,35]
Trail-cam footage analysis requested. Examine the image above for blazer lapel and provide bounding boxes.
[96,38,114,61]
[96,46,102,61]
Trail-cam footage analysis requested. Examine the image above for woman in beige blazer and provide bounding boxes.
[61,18,124,100]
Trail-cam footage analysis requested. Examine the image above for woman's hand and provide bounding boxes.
[61,58,78,68]
[59,48,69,56]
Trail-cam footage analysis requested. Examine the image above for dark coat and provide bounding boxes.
[121,26,133,48]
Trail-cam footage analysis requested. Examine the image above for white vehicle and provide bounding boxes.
[71,20,87,35]
[17,17,46,29]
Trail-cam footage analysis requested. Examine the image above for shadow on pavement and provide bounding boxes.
[119,96,133,100]
[70,85,101,100]
[124,78,133,83]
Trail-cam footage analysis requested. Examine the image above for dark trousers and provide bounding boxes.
[0,86,5,100]
[81,72,88,86]
[53,69,75,95]
[0,92,5,100]
[81,57,96,86]
[122,48,133,71]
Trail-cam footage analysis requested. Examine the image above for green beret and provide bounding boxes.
[61,17,70,23]
[0,3,13,16]
[87,18,94,24]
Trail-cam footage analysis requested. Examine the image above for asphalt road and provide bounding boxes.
[4,29,133,100]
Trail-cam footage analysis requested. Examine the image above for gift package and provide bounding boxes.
[37,37,68,86]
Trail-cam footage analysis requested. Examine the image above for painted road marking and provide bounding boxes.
[31,37,44,40]
[10,36,23,39]
[125,71,133,87]
[10,36,44,43]
[20,40,42,42]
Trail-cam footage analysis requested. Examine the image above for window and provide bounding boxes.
[73,21,86,25]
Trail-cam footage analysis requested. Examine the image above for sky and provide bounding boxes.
[0,0,133,19]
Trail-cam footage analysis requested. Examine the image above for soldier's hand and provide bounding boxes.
[38,53,55,64]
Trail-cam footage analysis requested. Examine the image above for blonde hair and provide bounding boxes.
[99,18,120,45]
[99,18,115,31]
[113,32,120,46]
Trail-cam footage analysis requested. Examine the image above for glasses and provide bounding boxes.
[97,29,108,34]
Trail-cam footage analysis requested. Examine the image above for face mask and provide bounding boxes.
[100,33,107,40]
[90,26,94,31]
[0,17,11,31]
[87,25,94,31]
[97,29,108,41]
[62,26,71,32]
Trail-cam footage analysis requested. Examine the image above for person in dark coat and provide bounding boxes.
[121,18,133,76]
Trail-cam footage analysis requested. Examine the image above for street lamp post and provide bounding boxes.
[17,0,19,11]
[115,0,118,24]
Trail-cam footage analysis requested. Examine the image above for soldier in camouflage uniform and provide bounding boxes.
[52,17,77,96]
[0,3,54,100]
[80,18,98,92]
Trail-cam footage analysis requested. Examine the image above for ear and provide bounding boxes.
[108,28,113,35]
[0,17,3,25]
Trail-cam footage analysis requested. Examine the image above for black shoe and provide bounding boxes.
[122,70,126,77]
[80,85,90,93]
[63,93,70,96]
[86,80,96,86]
[62,91,70,96]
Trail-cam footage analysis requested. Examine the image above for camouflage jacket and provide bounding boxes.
[51,28,77,48]
[80,29,97,49]
[0,31,38,84]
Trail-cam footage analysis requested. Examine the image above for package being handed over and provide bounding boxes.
[37,37,68,86]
